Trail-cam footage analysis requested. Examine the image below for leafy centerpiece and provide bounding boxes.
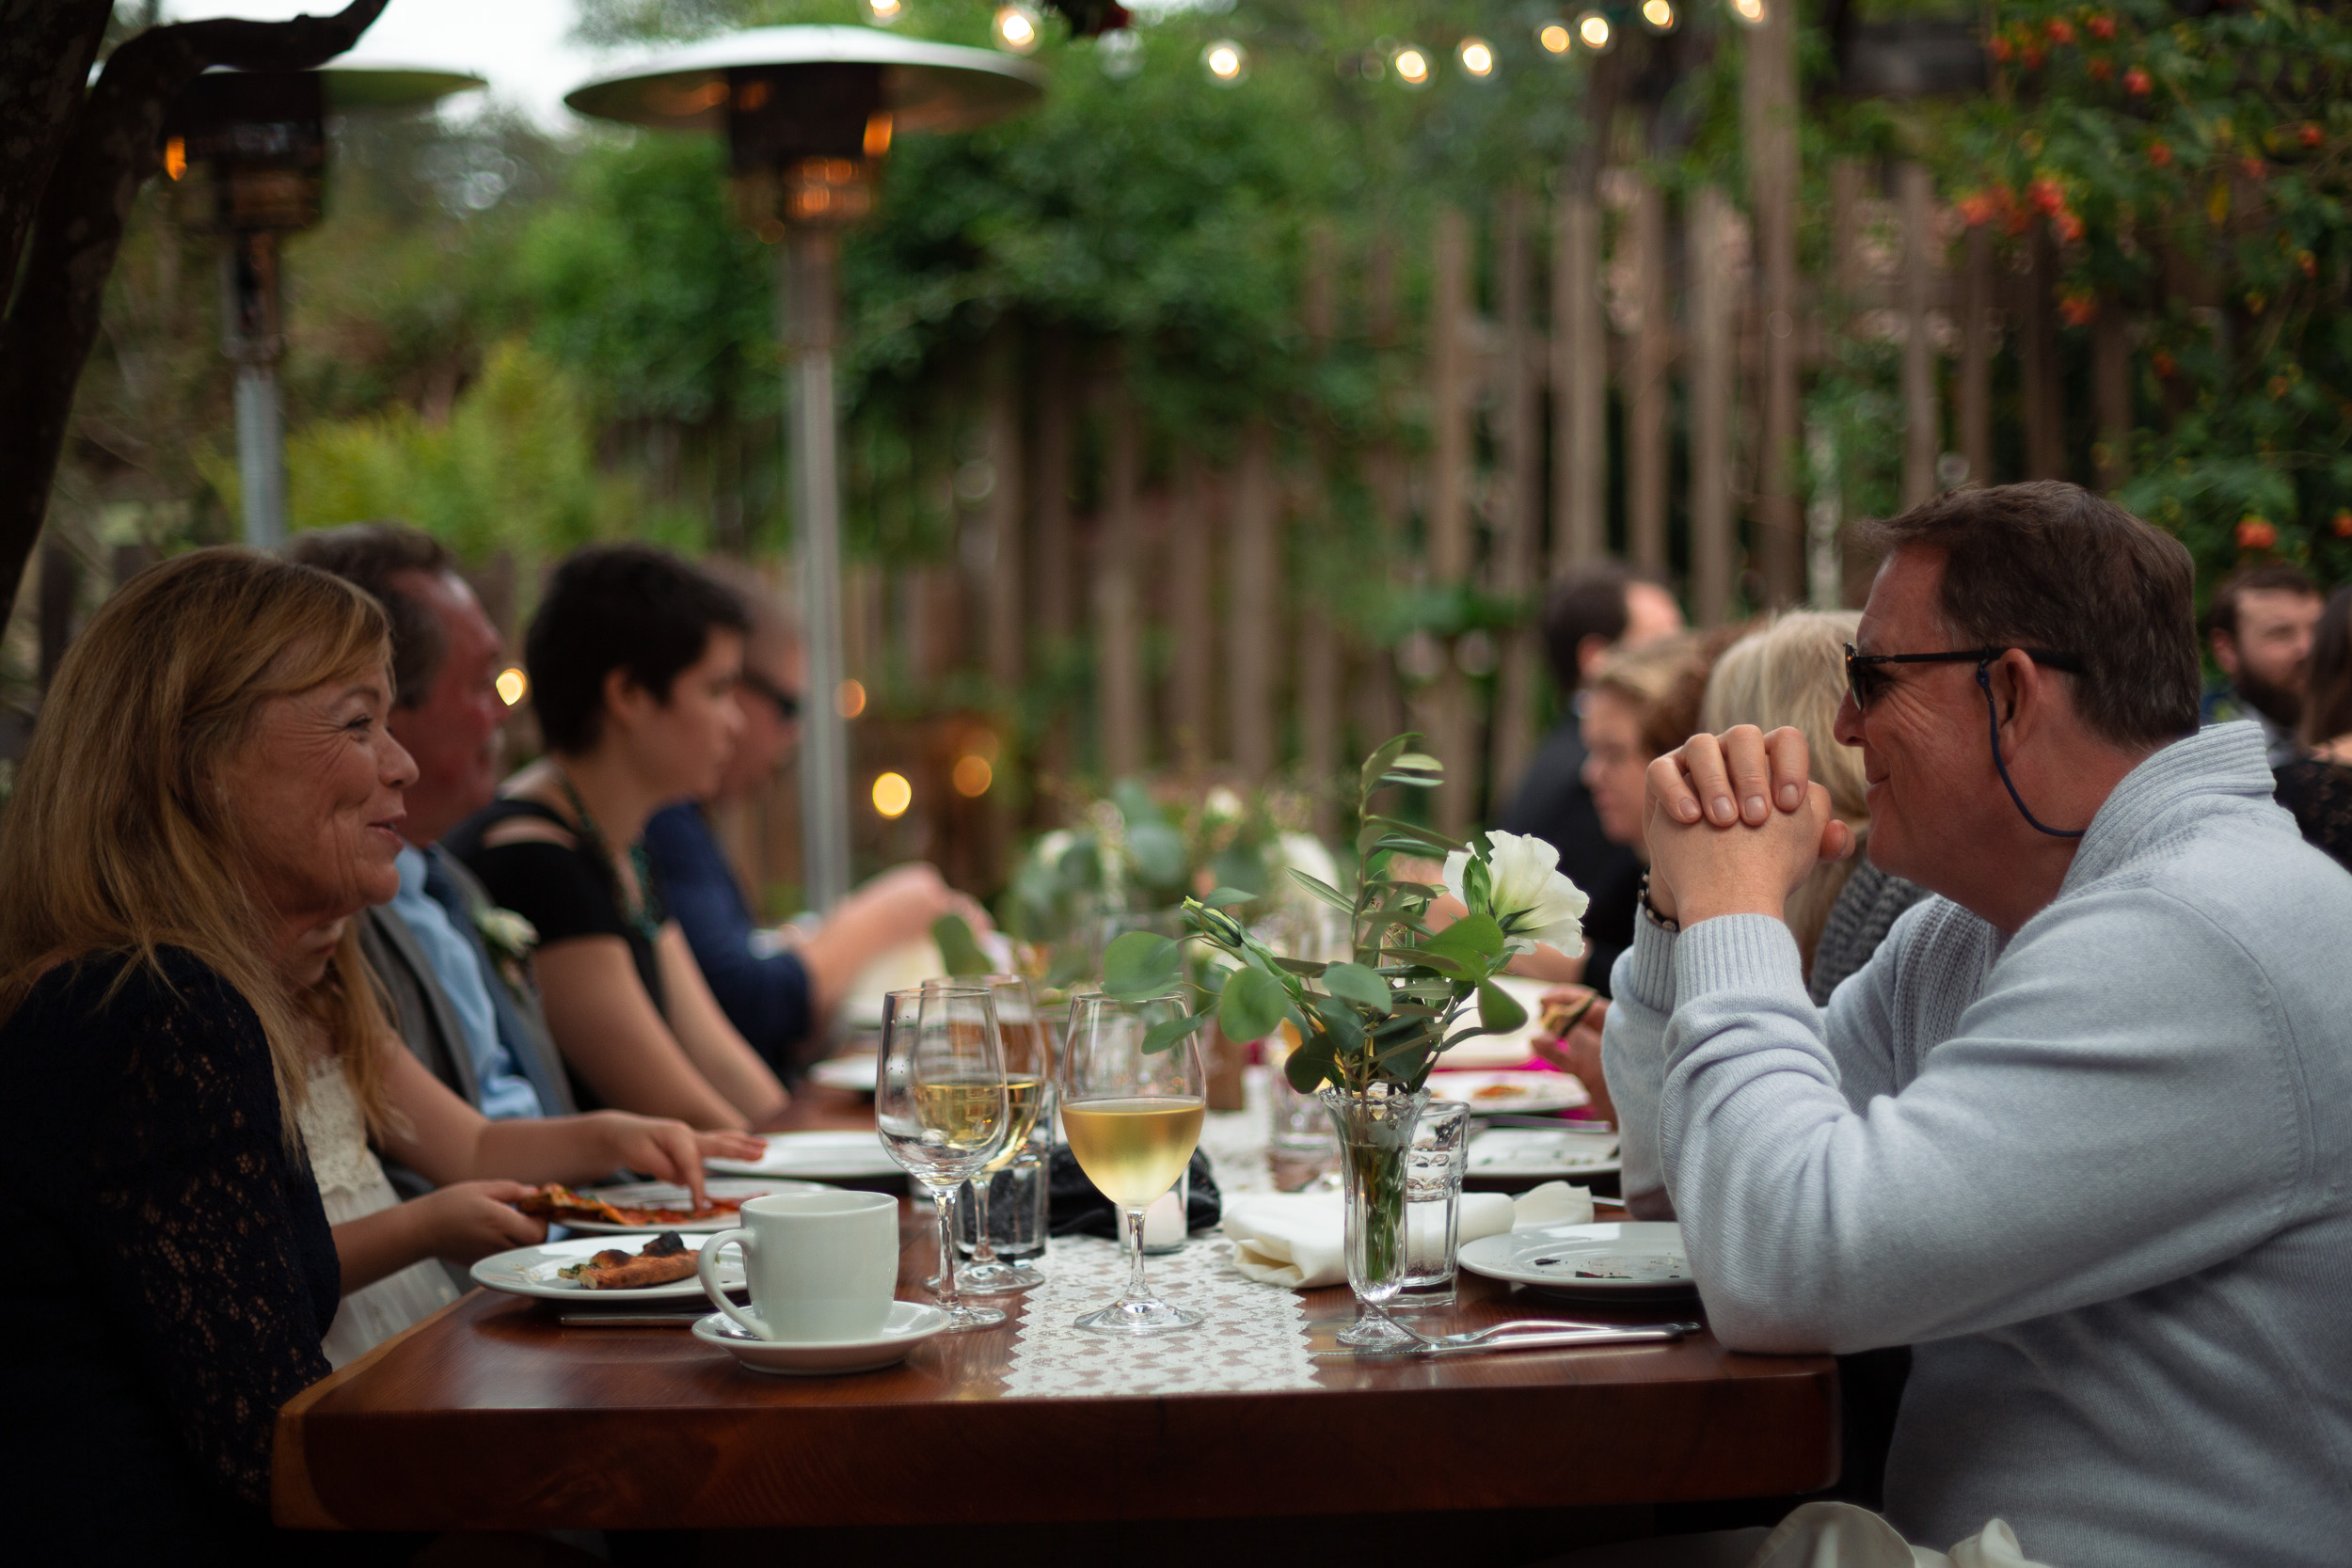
[1098,735,1588,1347]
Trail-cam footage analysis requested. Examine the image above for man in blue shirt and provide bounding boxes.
[644,565,985,1080]
[289,524,572,1117]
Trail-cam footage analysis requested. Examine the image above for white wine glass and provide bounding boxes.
[1059,991,1205,1337]
[927,974,1053,1293]
[876,986,1011,1332]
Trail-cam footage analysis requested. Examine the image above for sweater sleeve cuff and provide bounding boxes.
[1672,913,1807,1002]
[1620,909,1679,1013]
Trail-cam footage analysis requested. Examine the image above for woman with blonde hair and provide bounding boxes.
[0,550,745,1562]
[1699,610,1928,1002]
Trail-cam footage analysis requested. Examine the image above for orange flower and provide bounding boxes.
[1957,191,1998,226]
[2301,250,2319,278]
[2237,517,2278,551]
[2332,511,2352,540]
[2088,13,2117,40]
[2271,376,2292,400]
[2149,139,2173,168]
[2089,55,2114,81]
[2028,177,2067,214]
[2241,155,2267,181]
[2152,349,2178,378]
[1990,33,2015,62]
[2024,44,2047,69]
[2059,290,2098,326]
[2047,17,2075,43]
[2054,212,2087,244]
[2300,122,2324,150]
[2124,67,2152,95]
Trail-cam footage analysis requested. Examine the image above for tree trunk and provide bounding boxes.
[1689,185,1737,628]
[1226,421,1279,780]
[1489,190,1543,811]
[1094,379,1144,781]
[1899,163,1942,510]
[1959,222,1995,488]
[1745,0,1804,605]
[0,0,391,629]
[983,326,1025,692]
[1427,208,1474,834]
[1628,175,1669,576]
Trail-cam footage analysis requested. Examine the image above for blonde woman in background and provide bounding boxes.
[1699,611,1929,1004]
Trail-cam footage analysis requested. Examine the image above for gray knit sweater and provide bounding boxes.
[1604,722,2352,1566]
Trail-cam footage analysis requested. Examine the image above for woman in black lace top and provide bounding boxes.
[2275,585,2352,872]
[0,551,417,1563]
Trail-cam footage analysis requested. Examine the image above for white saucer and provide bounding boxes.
[706,1130,902,1181]
[805,1053,879,1094]
[692,1300,951,1375]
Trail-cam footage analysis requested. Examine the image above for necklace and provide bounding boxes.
[553,768,664,946]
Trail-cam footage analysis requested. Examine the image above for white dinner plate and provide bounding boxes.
[693,1300,950,1376]
[1461,1221,1697,1301]
[1463,1127,1620,1180]
[1429,975,1559,1069]
[561,1178,826,1235]
[805,1053,879,1094]
[1428,1069,1591,1114]
[472,1233,740,1302]
[705,1130,903,1181]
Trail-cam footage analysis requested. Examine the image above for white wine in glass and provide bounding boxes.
[927,974,1054,1292]
[876,986,1012,1332]
[1059,991,1205,1336]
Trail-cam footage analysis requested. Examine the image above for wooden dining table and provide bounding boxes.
[273,1085,1838,1553]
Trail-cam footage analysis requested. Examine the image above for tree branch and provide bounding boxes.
[0,0,390,630]
[0,1,115,303]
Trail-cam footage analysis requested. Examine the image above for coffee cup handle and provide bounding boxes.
[697,1227,765,1339]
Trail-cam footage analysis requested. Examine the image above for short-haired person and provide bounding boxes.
[2201,561,2322,765]
[286,522,573,1124]
[641,563,988,1080]
[1604,483,2352,1563]
[2273,584,2352,870]
[1499,563,1685,995]
[448,544,790,1131]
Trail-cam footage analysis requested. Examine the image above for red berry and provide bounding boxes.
[2124,67,2152,95]
[2237,517,2278,551]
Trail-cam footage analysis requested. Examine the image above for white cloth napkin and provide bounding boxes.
[1225,1184,1597,1290]
[1744,1501,2051,1568]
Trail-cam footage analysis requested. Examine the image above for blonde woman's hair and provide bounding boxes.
[1698,610,1867,975]
[0,547,402,1143]
[1589,624,1752,760]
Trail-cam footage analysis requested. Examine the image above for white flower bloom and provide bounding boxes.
[1273,832,1339,891]
[1203,785,1246,824]
[1445,830,1589,956]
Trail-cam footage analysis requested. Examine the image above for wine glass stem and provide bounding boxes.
[970,1177,999,1268]
[931,1185,964,1310]
[1120,1204,1152,1303]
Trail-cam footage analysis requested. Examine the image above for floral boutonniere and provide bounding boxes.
[476,906,540,990]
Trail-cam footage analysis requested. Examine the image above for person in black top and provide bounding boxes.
[1496,563,1685,995]
[0,549,415,1564]
[2274,584,2352,872]
[449,544,791,1131]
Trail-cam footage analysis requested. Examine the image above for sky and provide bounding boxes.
[164,0,614,131]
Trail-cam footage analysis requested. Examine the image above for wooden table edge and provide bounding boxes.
[274,1290,480,1528]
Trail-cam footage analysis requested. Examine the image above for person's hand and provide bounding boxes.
[576,1112,764,1209]
[407,1180,548,1264]
[1644,725,1851,927]
[1529,988,1614,1126]
[840,863,993,944]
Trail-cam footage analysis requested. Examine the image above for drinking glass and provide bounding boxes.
[1058,991,1206,1337]
[927,974,1053,1292]
[876,986,1012,1332]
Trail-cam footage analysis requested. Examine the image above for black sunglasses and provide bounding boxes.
[1843,643,2086,713]
[739,669,803,721]
[1841,642,2091,839]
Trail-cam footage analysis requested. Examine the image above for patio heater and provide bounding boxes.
[161,63,485,547]
[566,27,1043,913]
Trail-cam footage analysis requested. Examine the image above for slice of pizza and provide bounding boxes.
[1538,990,1598,1039]
[558,1231,699,1291]
[513,1183,745,1227]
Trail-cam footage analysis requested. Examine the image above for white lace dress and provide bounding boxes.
[295,1059,460,1368]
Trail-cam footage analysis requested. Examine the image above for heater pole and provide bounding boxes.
[782,227,852,914]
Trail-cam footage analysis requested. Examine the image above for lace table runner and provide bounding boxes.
[1000,1235,1319,1397]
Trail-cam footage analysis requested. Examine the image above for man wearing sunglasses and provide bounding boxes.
[1599,482,2352,1566]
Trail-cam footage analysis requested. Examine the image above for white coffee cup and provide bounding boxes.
[698,1189,899,1342]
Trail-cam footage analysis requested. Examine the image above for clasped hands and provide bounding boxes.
[1642,725,1854,928]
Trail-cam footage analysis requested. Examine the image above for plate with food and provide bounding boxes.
[1462,1127,1620,1180]
[512,1178,823,1235]
[805,1053,879,1094]
[1460,1221,1697,1302]
[473,1231,739,1302]
[1427,1069,1591,1114]
[706,1130,903,1182]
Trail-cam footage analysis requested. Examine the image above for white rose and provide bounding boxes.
[1444,830,1590,957]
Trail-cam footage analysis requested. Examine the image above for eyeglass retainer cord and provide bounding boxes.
[1976,658,2087,840]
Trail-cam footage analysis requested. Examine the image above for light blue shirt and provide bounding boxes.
[391,845,542,1120]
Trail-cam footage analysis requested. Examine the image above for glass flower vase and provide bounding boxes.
[1320,1083,1429,1350]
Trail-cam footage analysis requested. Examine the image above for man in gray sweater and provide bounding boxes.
[1604,482,2352,1566]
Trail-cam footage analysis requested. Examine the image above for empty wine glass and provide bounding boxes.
[1059,991,1205,1337]
[877,986,1011,1332]
[927,974,1053,1292]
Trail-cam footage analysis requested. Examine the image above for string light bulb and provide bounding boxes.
[1201,39,1248,83]
[992,3,1041,55]
[1642,0,1677,31]
[1457,36,1495,76]
[1577,9,1614,50]
[863,0,903,24]
[495,667,528,706]
[1729,0,1768,24]
[1537,22,1573,54]
[1391,44,1432,87]
[872,771,913,818]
